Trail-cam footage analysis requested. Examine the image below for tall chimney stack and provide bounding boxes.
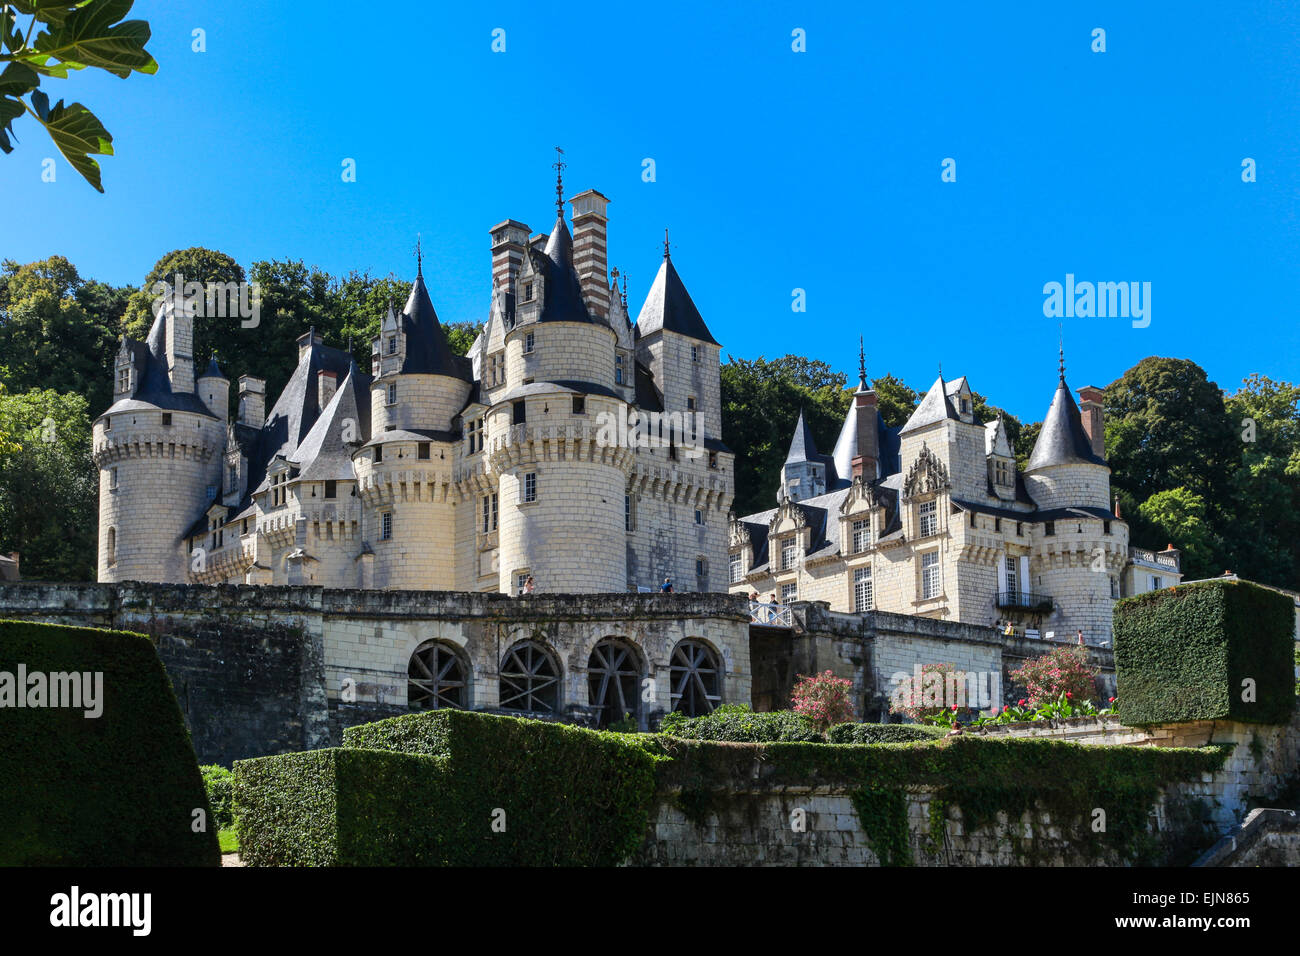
[318,370,338,411]
[1077,385,1106,460]
[489,219,530,300]
[852,389,879,479]
[569,189,611,319]
[163,296,195,395]
[238,375,266,429]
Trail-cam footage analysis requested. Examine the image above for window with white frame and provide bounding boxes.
[921,551,941,599]
[853,566,873,612]
[781,538,798,571]
[852,518,870,553]
[381,511,393,540]
[781,583,798,603]
[524,331,535,353]
[918,499,937,537]
[466,418,483,454]
[387,383,397,405]
[1005,555,1017,596]
[481,493,498,533]
[1150,575,1162,591]
[729,551,742,584]
[523,472,537,503]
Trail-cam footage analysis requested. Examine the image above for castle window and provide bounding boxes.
[1150,575,1162,592]
[524,331,535,354]
[572,396,585,415]
[387,336,397,355]
[523,282,533,302]
[387,384,397,405]
[667,441,678,462]
[961,399,970,415]
[512,402,526,425]
[324,480,337,499]
[968,511,976,528]
[500,640,560,714]
[206,485,217,502]
[921,551,941,599]
[668,639,722,716]
[374,446,383,464]
[615,354,624,384]
[109,467,118,491]
[1005,556,1018,596]
[694,509,704,525]
[994,459,1012,486]
[381,511,393,540]
[1103,520,1111,535]
[687,396,696,411]
[408,640,468,711]
[227,464,237,492]
[523,472,537,503]
[161,413,172,427]
[482,493,498,533]
[1044,521,1055,536]
[418,442,430,460]
[781,539,798,571]
[466,418,483,453]
[854,567,873,612]
[852,519,870,554]
[104,416,111,431]
[106,527,116,566]
[625,495,633,532]
[691,345,699,363]
[729,551,742,584]
[1016,522,1023,537]
[918,499,937,537]
[1111,577,1121,599]
[696,556,707,581]
[116,366,130,394]
[782,582,798,603]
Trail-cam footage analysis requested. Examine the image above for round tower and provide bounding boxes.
[95,316,224,583]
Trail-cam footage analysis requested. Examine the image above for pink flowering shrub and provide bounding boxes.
[790,670,855,731]
[1009,646,1099,709]
[888,662,958,722]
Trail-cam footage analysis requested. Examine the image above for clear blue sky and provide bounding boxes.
[3,0,1298,423]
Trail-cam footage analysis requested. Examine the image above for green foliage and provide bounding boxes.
[200,764,235,830]
[0,0,158,191]
[658,704,825,742]
[1008,645,1100,709]
[790,670,856,731]
[0,386,96,580]
[825,722,947,744]
[1136,487,1218,581]
[236,709,663,866]
[870,373,918,429]
[0,619,219,865]
[1114,580,1296,725]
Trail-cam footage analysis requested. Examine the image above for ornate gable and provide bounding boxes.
[903,443,950,500]
[728,515,751,549]
[838,474,878,516]
[768,495,808,536]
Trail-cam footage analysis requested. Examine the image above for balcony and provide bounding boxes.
[1129,546,1181,572]
[749,601,793,628]
[994,590,1054,613]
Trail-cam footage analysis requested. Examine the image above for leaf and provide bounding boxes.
[27,89,112,191]
[8,2,88,28]
[29,0,157,78]
[0,96,24,153]
[1,5,25,54]
[0,62,40,97]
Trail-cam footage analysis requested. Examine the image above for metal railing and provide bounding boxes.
[994,590,1054,612]
[1129,546,1180,571]
[749,601,793,628]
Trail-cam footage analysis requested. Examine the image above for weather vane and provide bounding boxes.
[552,146,566,217]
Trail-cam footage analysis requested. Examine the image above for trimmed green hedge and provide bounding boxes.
[201,765,235,830]
[0,619,219,866]
[657,705,824,742]
[826,723,948,745]
[235,709,663,866]
[1114,580,1296,725]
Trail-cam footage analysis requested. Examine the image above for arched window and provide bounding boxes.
[669,639,722,716]
[587,639,643,729]
[499,640,560,714]
[407,640,469,710]
[106,527,116,567]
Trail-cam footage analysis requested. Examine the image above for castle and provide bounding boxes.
[728,353,1182,645]
[93,174,733,596]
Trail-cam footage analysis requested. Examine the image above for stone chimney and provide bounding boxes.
[238,375,266,429]
[318,370,338,411]
[569,190,610,319]
[489,219,530,299]
[1077,385,1106,459]
[297,327,323,364]
[852,389,879,480]
[164,298,195,395]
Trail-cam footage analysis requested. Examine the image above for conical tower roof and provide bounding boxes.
[1026,378,1106,469]
[398,272,471,381]
[634,244,719,345]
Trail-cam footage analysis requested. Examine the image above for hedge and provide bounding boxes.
[657,705,824,742]
[825,723,949,745]
[235,709,663,866]
[1114,580,1296,725]
[0,620,219,866]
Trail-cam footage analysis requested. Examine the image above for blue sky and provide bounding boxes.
[3,0,1298,422]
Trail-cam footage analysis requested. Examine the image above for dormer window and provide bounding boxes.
[961,398,970,415]
[466,418,483,453]
[524,282,533,302]
[993,458,1013,486]
[524,331,535,354]
[918,499,937,537]
[387,336,397,355]
[116,366,131,394]
[781,538,798,571]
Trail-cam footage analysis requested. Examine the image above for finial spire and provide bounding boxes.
[1058,322,1065,383]
[552,146,566,218]
[858,336,867,390]
[938,361,943,381]
[416,234,422,277]
[663,227,671,260]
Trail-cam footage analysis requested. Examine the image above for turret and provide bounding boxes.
[197,357,229,425]
[778,410,826,502]
[1023,356,1110,511]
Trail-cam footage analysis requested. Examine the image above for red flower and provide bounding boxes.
[1108,697,1116,703]
[1018,699,1026,707]
[1002,705,1009,712]
[1065,692,1073,699]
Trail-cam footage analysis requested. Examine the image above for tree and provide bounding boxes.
[0,386,96,581]
[870,373,918,429]
[0,255,121,414]
[721,354,851,517]
[0,0,158,191]
[444,321,480,357]
[1136,487,1218,581]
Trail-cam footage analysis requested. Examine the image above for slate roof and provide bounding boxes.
[785,409,819,464]
[534,217,599,326]
[830,404,901,487]
[292,363,372,480]
[634,253,719,345]
[900,376,959,434]
[400,273,473,380]
[1026,379,1107,470]
[99,307,217,420]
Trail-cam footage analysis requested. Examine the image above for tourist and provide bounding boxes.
[661,577,673,593]
[1076,629,1084,645]
[524,575,535,596]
